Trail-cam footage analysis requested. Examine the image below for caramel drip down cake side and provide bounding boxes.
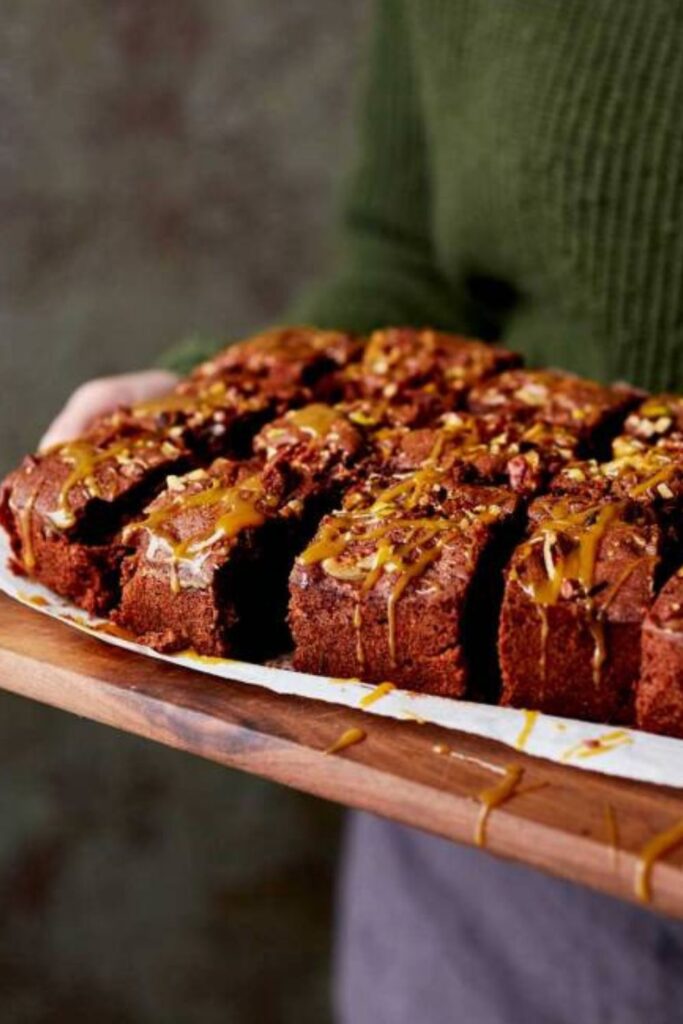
[498,492,663,724]
[0,429,190,615]
[114,405,366,657]
[291,361,643,701]
[498,405,683,728]
[289,459,521,697]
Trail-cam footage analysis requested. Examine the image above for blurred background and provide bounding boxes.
[0,2,365,1020]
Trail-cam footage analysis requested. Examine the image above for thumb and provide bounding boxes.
[40,370,178,450]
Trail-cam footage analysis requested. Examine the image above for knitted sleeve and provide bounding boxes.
[161,0,462,373]
[288,0,460,333]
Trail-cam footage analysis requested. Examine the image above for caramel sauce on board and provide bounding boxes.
[475,764,525,847]
[635,819,683,903]
[325,727,367,755]
[432,746,528,849]
[22,593,49,607]
[178,649,234,665]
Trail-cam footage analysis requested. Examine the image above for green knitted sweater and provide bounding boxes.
[168,1,683,390]
[288,0,683,391]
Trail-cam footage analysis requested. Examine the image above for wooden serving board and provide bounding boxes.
[0,592,682,917]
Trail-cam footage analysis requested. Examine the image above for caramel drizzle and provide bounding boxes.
[130,473,268,592]
[475,764,525,847]
[18,591,49,607]
[262,404,344,451]
[178,649,234,665]
[523,502,623,605]
[629,462,676,498]
[300,460,499,669]
[133,378,234,417]
[635,819,683,902]
[514,710,539,751]
[514,502,625,686]
[282,403,341,437]
[639,398,675,418]
[560,729,633,762]
[359,682,396,708]
[49,436,170,530]
[16,488,37,571]
[325,726,367,755]
[594,447,678,497]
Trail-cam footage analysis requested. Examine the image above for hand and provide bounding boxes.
[40,370,179,450]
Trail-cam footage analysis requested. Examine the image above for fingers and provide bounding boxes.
[113,370,180,407]
[39,370,178,450]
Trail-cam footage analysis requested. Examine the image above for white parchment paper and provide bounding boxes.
[1,532,681,788]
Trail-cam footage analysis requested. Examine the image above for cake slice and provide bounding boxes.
[336,327,521,427]
[498,494,662,723]
[187,325,362,395]
[638,569,683,738]
[622,394,683,452]
[468,369,638,452]
[550,446,683,554]
[289,468,521,696]
[0,423,190,614]
[119,326,362,458]
[114,405,365,656]
[0,328,362,610]
[371,414,579,496]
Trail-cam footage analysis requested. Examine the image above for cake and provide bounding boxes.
[187,325,362,395]
[289,467,521,695]
[0,424,190,614]
[371,414,579,496]
[0,328,362,613]
[6,323,683,739]
[122,325,362,458]
[498,494,662,722]
[468,369,638,451]
[638,570,683,738]
[114,405,365,656]
[550,447,683,555]
[623,394,683,451]
[336,327,521,426]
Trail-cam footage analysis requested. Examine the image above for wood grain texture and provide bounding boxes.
[0,592,682,916]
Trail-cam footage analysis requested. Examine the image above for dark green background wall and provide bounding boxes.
[0,3,365,1020]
